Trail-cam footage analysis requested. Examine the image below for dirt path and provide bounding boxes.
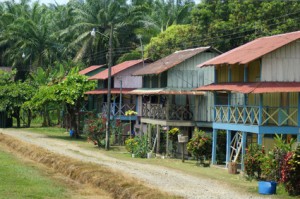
[0,129,267,199]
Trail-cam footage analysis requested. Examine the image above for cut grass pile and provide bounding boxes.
[0,133,180,199]
[0,149,68,199]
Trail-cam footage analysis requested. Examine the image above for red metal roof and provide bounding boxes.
[89,60,143,80]
[198,31,300,67]
[195,82,300,94]
[85,88,136,95]
[134,47,214,75]
[129,88,205,95]
[79,65,105,75]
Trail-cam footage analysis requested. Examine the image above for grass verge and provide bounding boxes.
[0,132,180,199]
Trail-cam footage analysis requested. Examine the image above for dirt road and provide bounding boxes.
[0,129,267,199]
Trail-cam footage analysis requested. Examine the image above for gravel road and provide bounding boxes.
[0,129,270,199]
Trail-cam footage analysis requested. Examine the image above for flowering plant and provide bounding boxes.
[167,127,180,156]
[281,145,300,195]
[125,110,137,116]
[83,113,106,147]
[187,130,212,162]
[244,144,265,180]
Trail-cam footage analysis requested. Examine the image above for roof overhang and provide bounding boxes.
[129,88,205,95]
[85,88,136,95]
[195,82,300,94]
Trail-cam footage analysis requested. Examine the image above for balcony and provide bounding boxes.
[142,103,194,121]
[214,105,298,126]
[101,102,136,120]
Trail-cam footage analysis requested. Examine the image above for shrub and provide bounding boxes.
[83,113,106,148]
[167,127,180,156]
[281,145,300,196]
[244,144,265,180]
[125,135,149,158]
[187,130,212,163]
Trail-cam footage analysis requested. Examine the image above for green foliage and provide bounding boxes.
[281,145,300,196]
[187,130,212,162]
[116,50,142,64]
[125,135,149,158]
[145,24,200,60]
[84,113,106,148]
[244,144,264,180]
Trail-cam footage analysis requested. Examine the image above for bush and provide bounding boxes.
[244,144,265,180]
[125,135,149,158]
[187,130,212,163]
[83,113,106,148]
[281,145,300,196]
[167,127,180,156]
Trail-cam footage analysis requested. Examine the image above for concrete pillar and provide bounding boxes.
[241,132,247,171]
[258,133,263,145]
[166,126,170,156]
[226,130,231,167]
[212,129,217,165]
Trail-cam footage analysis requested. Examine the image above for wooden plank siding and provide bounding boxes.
[167,52,217,122]
[262,40,300,82]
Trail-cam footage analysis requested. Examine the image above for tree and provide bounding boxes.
[0,70,35,127]
[145,24,200,60]
[55,68,96,138]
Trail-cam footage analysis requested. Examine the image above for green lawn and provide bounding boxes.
[0,149,69,199]
[11,126,293,198]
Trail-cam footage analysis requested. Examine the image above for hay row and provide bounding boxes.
[0,133,180,199]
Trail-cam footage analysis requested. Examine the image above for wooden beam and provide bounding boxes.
[226,130,231,167]
[156,124,160,154]
[211,129,217,165]
[241,131,247,171]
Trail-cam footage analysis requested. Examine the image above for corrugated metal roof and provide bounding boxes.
[85,88,135,95]
[89,60,143,80]
[198,31,300,67]
[194,82,300,94]
[133,47,213,75]
[129,88,205,95]
[79,65,105,75]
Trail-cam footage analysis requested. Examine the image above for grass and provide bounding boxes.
[10,126,294,199]
[0,149,69,199]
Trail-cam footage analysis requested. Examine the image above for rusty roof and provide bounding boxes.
[198,31,300,67]
[79,65,105,75]
[129,88,205,95]
[89,60,143,80]
[85,88,135,95]
[194,82,300,94]
[133,47,214,75]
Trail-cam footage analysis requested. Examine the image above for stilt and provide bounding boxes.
[156,124,160,154]
[212,129,217,165]
[258,133,263,145]
[241,132,247,171]
[226,130,231,167]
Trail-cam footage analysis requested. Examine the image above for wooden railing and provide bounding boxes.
[214,105,298,126]
[142,103,194,121]
[101,103,136,117]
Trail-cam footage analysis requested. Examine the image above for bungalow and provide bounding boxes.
[132,47,220,155]
[86,59,150,126]
[195,31,300,167]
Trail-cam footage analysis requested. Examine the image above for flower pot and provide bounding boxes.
[258,181,277,195]
[228,162,238,174]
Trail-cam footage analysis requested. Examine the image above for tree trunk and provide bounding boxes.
[27,109,32,127]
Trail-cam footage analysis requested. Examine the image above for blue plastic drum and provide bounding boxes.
[258,181,277,195]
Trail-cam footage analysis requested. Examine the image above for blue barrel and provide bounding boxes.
[258,181,277,195]
[69,130,74,137]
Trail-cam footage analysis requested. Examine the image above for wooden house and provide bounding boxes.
[86,60,149,123]
[132,47,220,155]
[195,31,300,167]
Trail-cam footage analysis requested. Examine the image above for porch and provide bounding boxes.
[101,102,137,121]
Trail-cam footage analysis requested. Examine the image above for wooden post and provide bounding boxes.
[148,124,152,149]
[182,143,185,162]
[194,95,200,122]
[258,133,263,145]
[156,124,160,154]
[166,126,170,156]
